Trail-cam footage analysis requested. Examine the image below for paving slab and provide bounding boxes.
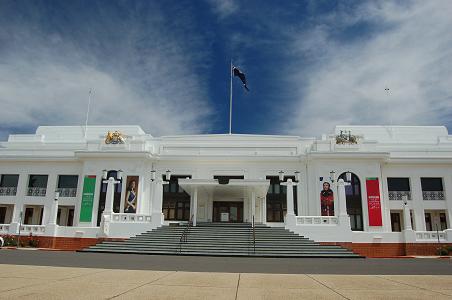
[116,285,237,300]
[239,273,323,289]
[311,275,414,290]
[236,287,345,300]
[152,271,239,288]
[336,289,452,300]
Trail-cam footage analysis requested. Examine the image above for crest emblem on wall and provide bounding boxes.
[335,130,358,144]
[105,131,126,144]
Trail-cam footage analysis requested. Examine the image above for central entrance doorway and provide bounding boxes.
[213,201,243,222]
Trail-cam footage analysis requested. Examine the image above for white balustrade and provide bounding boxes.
[296,216,339,226]
[27,187,47,197]
[56,187,77,197]
[422,191,445,200]
[0,187,17,196]
[415,231,446,241]
[111,213,152,223]
[388,191,412,201]
[20,225,46,234]
[0,224,10,233]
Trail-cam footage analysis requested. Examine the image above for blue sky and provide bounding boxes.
[0,0,451,139]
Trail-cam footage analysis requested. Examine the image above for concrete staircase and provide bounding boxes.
[81,223,361,258]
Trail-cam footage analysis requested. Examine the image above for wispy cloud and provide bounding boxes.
[207,0,238,19]
[285,1,452,137]
[0,2,212,140]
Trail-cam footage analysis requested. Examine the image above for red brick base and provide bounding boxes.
[1,235,125,251]
[321,242,452,257]
[2,235,451,256]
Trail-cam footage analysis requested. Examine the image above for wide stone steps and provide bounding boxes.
[80,223,361,258]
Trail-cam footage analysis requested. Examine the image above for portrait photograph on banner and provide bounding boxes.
[124,176,139,213]
[319,177,334,216]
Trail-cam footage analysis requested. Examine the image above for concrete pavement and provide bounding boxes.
[0,249,451,274]
[1,264,452,299]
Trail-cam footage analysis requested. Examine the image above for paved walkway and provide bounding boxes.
[1,264,452,299]
[1,250,452,274]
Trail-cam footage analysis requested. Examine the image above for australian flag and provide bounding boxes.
[232,66,249,91]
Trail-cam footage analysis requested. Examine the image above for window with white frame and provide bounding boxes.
[387,177,411,200]
[421,177,444,200]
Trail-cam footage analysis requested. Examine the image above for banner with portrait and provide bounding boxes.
[124,176,139,213]
[319,176,334,216]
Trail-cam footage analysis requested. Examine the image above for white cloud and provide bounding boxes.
[207,0,238,19]
[0,4,212,140]
[285,1,452,137]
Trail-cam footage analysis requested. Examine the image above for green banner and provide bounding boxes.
[79,175,96,222]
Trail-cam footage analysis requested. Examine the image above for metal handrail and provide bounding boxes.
[179,214,194,254]
[252,215,255,254]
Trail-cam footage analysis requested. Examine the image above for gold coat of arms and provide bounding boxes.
[105,131,126,144]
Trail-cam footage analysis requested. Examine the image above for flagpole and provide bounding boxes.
[229,60,233,134]
[84,88,92,140]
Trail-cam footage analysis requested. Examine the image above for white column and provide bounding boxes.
[251,190,256,225]
[48,192,59,225]
[411,177,426,231]
[337,179,348,217]
[262,197,266,224]
[103,177,117,214]
[193,187,198,226]
[403,202,413,231]
[281,179,298,216]
[443,175,452,229]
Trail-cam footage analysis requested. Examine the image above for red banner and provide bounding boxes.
[366,178,382,226]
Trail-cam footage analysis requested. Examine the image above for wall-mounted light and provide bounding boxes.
[102,169,108,180]
[278,170,284,181]
[54,191,60,201]
[166,170,172,181]
[402,195,408,205]
[294,171,301,182]
[346,171,352,182]
[329,170,336,183]
[117,170,123,181]
[150,170,156,182]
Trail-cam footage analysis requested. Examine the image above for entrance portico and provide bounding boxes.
[178,179,270,226]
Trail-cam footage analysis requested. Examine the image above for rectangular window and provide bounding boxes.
[390,212,402,232]
[27,175,48,196]
[0,174,19,196]
[28,175,48,188]
[387,178,411,200]
[421,178,444,200]
[57,175,78,197]
[421,178,443,191]
[0,207,6,223]
[440,213,447,231]
[58,175,78,188]
[387,178,410,191]
[0,174,19,187]
[425,213,432,231]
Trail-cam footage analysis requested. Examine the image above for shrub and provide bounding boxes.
[1,235,18,246]
[437,246,449,256]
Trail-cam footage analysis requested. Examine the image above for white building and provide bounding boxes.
[0,125,451,256]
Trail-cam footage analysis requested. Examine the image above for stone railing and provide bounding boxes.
[56,187,77,197]
[415,231,446,241]
[0,224,10,233]
[388,191,411,201]
[0,187,17,196]
[111,213,152,223]
[296,216,339,226]
[20,225,46,235]
[27,187,47,197]
[422,191,445,201]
